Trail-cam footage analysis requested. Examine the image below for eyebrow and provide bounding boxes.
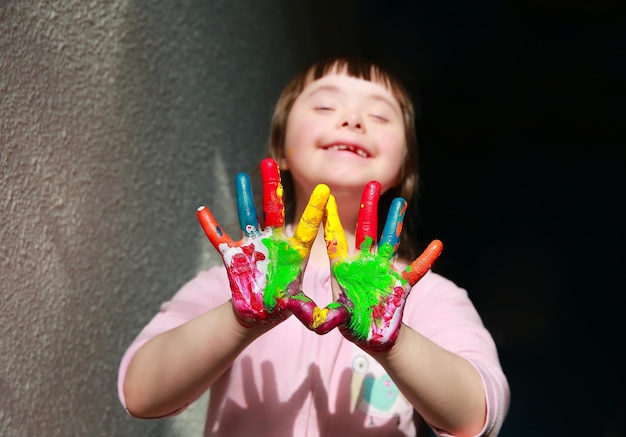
[303,84,401,115]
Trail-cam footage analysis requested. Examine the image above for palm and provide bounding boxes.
[332,238,410,349]
[218,229,304,324]
[325,181,443,352]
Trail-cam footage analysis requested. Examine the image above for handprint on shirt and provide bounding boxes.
[323,181,444,352]
[197,158,329,326]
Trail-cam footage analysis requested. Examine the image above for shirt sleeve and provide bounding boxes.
[117,266,231,412]
[403,271,511,437]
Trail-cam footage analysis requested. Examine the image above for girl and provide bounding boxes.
[118,57,510,436]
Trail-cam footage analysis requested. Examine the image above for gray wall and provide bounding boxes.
[0,1,356,435]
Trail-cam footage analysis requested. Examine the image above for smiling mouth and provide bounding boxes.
[323,144,370,158]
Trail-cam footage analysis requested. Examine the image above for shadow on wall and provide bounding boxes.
[111,1,369,436]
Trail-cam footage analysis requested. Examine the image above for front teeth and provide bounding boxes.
[328,144,368,157]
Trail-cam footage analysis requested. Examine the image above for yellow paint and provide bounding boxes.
[272,161,284,200]
[291,184,330,256]
[324,195,348,260]
[311,306,328,329]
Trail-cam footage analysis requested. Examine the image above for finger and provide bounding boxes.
[260,158,284,229]
[402,239,444,286]
[355,181,381,251]
[235,172,260,238]
[288,295,349,334]
[324,194,349,261]
[378,197,407,260]
[292,184,330,257]
[197,205,233,251]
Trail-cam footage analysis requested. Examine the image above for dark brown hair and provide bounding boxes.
[267,56,421,260]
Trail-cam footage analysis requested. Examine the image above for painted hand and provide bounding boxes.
[197,158,330,327]
[324,181,443,352]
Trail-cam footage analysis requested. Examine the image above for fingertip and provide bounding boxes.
[427,239,444,255]
[364,180,382,196]
[311,184,331,206]
[197,205,231,249]
[326,194,337,210]
[402,239,444,284]
[389,197,407,217]
[196,205,211,223]
[305,184,330,213]
[260,158,280,178]
[261,157,278,170]
[235,172,251,189]
[313,183,330,197]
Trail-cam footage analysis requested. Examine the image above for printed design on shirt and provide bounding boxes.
[350,353,409,417]
[363,373,400,412]
[350,355,369,410]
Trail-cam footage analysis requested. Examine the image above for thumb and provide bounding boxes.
[323,195,349,262]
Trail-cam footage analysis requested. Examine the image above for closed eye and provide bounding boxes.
[369,114,389,123]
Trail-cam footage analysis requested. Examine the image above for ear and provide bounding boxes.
[279,156,289,171]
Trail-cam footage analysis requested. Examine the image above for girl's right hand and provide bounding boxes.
[197,158,330,328]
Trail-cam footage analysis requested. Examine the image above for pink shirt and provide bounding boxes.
[118,264,509,436]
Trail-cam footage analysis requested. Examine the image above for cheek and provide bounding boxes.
[282,116,301,169]
[284,120,303,154]
[382,133,407,164]
[381,134,407,187]
[284,119,320,165]
[281,128,311,172]
[281,131,300,170]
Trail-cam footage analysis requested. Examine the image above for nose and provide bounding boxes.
[339,112,364,131]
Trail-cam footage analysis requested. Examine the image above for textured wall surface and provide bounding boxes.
[0,1,353,435]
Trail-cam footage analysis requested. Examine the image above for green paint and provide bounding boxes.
[288,293,312,303]
[325,302,343,310]
[377,240,395,260]
[332,238,400,340]
[262,236,303,311]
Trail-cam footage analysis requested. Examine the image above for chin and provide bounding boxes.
[323,179,371,195]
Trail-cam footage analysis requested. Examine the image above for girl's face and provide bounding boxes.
[282,70,406,198]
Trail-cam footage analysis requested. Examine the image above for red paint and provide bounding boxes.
[261,158,284,228]
[402,240,444,285]
[356,181,381,249]
[197,206,232,250]
[228,242,267,319]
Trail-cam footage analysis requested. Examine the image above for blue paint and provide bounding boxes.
[379,198,406,259]
[363,374,400,412]
[235,173,259,237]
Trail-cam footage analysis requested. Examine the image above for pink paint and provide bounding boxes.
[225,241,269,320]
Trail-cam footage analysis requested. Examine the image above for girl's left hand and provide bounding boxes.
[324,181,443,352]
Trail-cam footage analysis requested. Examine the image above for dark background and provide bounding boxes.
[299,1,625,435]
